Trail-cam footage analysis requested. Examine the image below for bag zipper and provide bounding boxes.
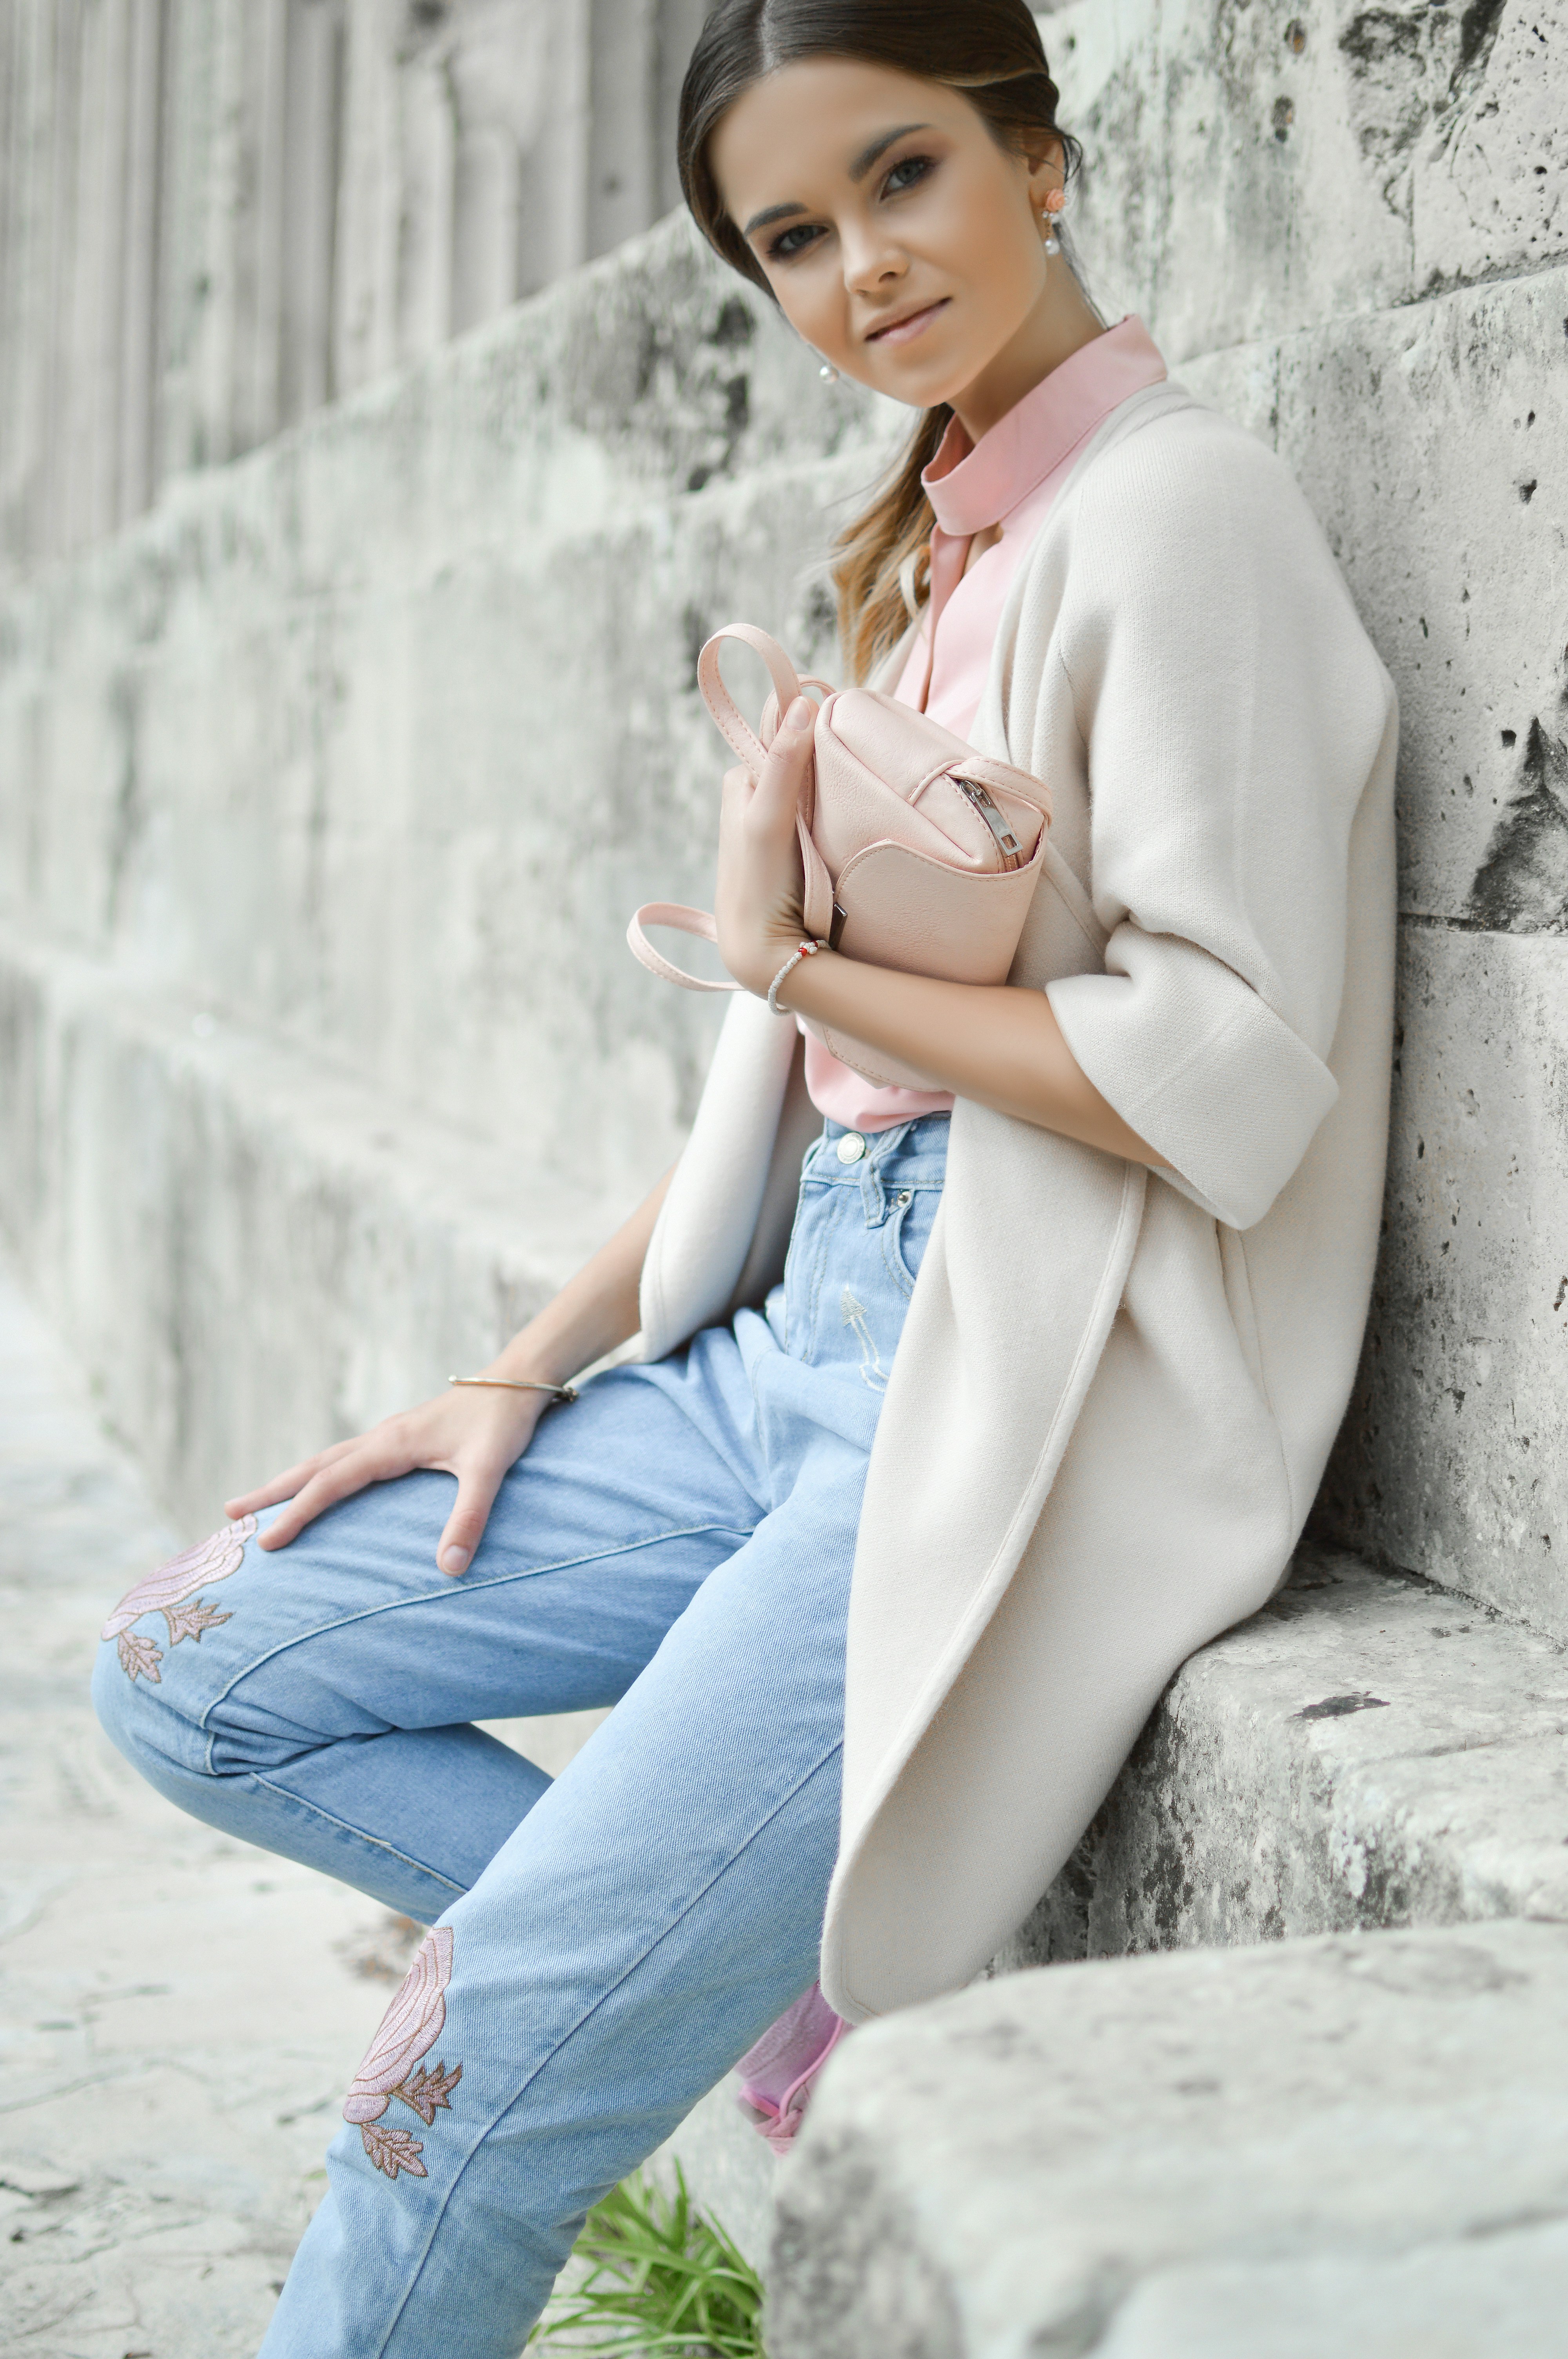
[955,776,1023,869]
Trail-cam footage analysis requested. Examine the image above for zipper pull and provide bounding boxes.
[956,777,1023,868]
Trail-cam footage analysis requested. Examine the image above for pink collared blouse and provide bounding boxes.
[804,314,1169,1133]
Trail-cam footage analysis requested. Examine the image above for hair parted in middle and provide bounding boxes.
[677,0,1083,682]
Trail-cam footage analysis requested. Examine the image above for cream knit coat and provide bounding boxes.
[640,383,1398,2025]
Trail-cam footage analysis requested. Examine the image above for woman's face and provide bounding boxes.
[710,58,1062,422]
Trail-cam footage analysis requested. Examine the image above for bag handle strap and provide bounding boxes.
[627,805,834,992]
[626,904,742,993]
[697,625,803,771]
[634,628,836,990]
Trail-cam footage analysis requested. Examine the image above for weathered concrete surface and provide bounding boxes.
[0,215,895,1522]
[1231,266,1568,927]
[1057,0,1565,358]
[1317,929,1568,1636]
[0,0,720,575]
[0,921,626,1530]
[682,1531,1568,2257]
[1000,1545,1568,1967]
[768,1919,1568,2359]
[0,1249,416,2352]
[1179,264,1568,1635]
[0,213,880,1187]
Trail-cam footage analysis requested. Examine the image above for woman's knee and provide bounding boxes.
[91,1631,190,1777]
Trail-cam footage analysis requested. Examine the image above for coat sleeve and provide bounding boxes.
[1042,411,1393,1232]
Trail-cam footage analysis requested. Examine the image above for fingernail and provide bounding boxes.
[441,1545,470,1576]
[784,696,813,734]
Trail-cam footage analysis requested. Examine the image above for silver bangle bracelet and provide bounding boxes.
[449,1375,579,1404]
[766,938,829,1017]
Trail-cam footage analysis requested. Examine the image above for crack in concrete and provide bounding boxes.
[1465,718,1568,932]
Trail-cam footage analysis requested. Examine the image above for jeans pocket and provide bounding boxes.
[882,1185,939,1296]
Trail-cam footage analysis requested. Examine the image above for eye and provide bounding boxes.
[768,221,825,264]
[881,153,935,199]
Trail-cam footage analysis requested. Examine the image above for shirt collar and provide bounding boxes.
[922,315,1167,540]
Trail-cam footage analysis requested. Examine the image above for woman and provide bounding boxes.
[93,3,1397,2350]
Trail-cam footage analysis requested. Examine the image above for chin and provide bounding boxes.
[867,347,968,409]
[876,369,969,414]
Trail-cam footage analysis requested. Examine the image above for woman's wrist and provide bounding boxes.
[481,1288,636,1395]
[461,1163,669,1405]
[762,934,832,1013]
[483,1342,583,1393]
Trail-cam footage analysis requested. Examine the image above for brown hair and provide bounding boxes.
[678,0,1081,680]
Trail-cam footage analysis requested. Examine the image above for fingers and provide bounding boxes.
[435,1456,510,1578]
[225,1435,362,1521]
[750,698,814,834]
[256,1444,389,1550]
[232,1390,539,1559]
[722,761,755,803]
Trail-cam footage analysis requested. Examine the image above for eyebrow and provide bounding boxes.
[850,123,930,182]
[741,123,933,239]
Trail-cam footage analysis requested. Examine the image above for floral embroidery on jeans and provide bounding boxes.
[100,1515,257,1683]
[343,1925,463,2181]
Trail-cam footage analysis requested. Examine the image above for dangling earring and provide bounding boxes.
[818,360,840,384]
[1041,186,1066,257]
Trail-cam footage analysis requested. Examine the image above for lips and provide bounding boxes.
[865,297,951,348]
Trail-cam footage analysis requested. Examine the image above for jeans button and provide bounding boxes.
[896,1190,912,1207]
[836,1132,867,1164]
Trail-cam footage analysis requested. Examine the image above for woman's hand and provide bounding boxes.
[224,1383,550,1577]
[714,694,817,997]
[221,1161,678,1579]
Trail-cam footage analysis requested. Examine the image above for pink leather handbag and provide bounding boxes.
[627,624,1052,1089]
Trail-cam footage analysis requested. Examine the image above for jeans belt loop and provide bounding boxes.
[860,1155,886,1226]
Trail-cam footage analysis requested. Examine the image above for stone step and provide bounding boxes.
[0,924,625,1533]
[769,1917,1568,2359]
[668,1543,1568,2264]
[997,1544,1568,1974]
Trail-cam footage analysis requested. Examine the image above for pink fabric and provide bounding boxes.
[734,1982,850,2155]
[805,315,1167,1134]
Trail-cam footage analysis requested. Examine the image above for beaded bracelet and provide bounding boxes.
[766,938,829,1016]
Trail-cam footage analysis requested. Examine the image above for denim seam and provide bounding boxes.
[246,1772,469,1899]
[881,1203,916,1301]
[793,1184,833,1366]
[196,1520,757,1750]
[366,1734,846,2359]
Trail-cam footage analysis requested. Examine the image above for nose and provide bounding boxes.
[840,216,908,301]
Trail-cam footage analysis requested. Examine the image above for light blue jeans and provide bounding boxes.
[93,1116,948,2359]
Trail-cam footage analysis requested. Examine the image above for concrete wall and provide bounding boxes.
[0,213,890,1527]
[0,0,1564,1723]
[1050,0,1567,1640]
[0,0,712,579]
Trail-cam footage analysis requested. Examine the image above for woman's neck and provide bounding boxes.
[949,266,1106,445]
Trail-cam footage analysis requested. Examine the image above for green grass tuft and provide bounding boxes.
[530,2164,766,2357]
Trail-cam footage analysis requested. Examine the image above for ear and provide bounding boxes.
[1022,131,1066,211]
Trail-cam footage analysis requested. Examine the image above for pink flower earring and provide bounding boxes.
[1041,187,1066,256]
